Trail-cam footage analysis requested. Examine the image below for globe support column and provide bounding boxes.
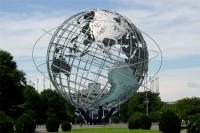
[79,106,115,124]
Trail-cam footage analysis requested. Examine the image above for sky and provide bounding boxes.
[0,0,200,101]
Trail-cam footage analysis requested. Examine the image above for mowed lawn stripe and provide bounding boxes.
[58,128,161,133]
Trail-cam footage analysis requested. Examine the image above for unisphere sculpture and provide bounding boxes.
[33,9,161,123]
[47,9,148,110]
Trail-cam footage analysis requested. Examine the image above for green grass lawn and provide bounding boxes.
[58,128,161,133]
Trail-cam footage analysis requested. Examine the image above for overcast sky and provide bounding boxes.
[0,0,200,101]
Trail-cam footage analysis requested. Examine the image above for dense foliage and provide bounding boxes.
[119,101,129,122]
[149,111,161,122]
[140,115,152,129]
[41,89,75,123]
[15,113,36,133]
[74,115,84,124]
[61,121,72,131]
[23,85,45,124]
[0,50,25,113]
[23,87,75,124]
[159,110,181,133]
[0,112,14,133]
[111,115,120,123]
[128,112,152,130]
[128,92,162,114]
[176,97,200,122]
[120,91,162,122]
[46,114,60,132]
[187,113,200,133]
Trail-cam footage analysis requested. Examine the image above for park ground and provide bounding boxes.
[57,128,160,133]
[35,123,187,133]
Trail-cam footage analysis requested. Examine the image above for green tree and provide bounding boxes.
[119,91,163,122]
[15,112,36,133]
[128,91,162,116]
[159,110,181,133]
[0,50,26,112]
[176,97,200,122]
[128,112,152,129]
[187,113,200,133]
[119,101,129,122]
[161,102,176,111]
[46,114,59,132]
[23,85,45,124]
[40,89,74,122]
[0,111,14,133]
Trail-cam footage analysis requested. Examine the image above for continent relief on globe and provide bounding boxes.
[94,61,139,108]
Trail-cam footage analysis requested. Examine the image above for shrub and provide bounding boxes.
[15,113,36,133]
[159,110,181,133]
[140,115,152,129]
[75,115,84,124]
[61,121,71,132]
[46,114,60,132]
[187,115,200,133]
[149,111,161,122]
[128,112,143,129]
[111,115,120,123]
[0,112,14,133]
[128,112,152,129]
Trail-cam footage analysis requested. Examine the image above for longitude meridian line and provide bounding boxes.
[58,18,81,102]
[60,13,88,104]
[52,13,84,105]
[131,27,141,82]
[76,56,91,107]
[88,60,106,106]
[120,15,144,83]
[91,56,108,106]
[50,22,71,98]
[47,26,61,94]
[60,12,96,108]
[91,40,113,104]
[73,21,93,107]
[84,42,110,107]
[81,45,98,109]
[139,30,148,85]
[68,13,97,106]
[135,27,148,85]
[93,38,112,82]
[55,20,77,97]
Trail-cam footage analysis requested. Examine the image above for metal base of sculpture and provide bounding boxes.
[79,106,115,124]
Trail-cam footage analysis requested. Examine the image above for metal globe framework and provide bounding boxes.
[46,9,148,110]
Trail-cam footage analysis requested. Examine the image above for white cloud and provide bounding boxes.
[0,12,67,56]
[159,67,200,101]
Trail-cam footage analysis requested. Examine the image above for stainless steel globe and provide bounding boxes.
[46,9,148,110]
